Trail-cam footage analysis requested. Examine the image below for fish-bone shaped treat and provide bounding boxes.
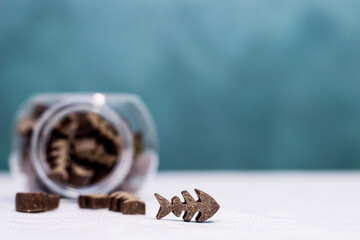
[47,139,70,183]
[154,189,220,222]
[78,194,109,209]
[16,192,60,213]
[109,191,145,215]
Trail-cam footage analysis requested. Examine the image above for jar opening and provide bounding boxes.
[31,97,134,198]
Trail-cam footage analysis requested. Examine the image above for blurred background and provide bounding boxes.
[1,0,360,171]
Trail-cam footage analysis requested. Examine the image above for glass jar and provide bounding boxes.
[9,93,158,198]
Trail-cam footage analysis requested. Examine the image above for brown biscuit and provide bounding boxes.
[47,194,61,210]
[74,142,117,168]
[69,162,94,186]
[109,191,145,215]
[154,189,220,222]
[121,199,146,215]
[47,139,70,183]
[16,192,48,213]
[16,192,60,213]
[108,192,121,212]
[108,192,132,212]
[78,194,109,209]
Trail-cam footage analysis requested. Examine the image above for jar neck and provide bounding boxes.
[30,96,134,198]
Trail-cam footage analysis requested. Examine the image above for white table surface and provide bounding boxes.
[0,171,360,240]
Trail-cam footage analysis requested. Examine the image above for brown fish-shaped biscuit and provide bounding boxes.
[154,189,220,222]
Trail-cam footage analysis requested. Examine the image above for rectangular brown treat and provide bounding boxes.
[121,199,146,215]
[47,194,60,210]
[88,194,109,209]
[108,191,145,215]
[108,192,130,212]
[78,195,88,208]
[78,194,109,209]
[108,194,120,212]
[16,192,48,213]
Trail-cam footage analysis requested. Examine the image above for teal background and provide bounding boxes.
[1,0,360,170]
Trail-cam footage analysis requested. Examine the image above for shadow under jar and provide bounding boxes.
[10,93,158,198]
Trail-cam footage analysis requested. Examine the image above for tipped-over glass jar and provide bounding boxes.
[9,93,158,198]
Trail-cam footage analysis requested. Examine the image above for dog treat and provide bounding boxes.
[86,112,121,150]
[154,189,220,222]
[43,112,123,186]
[78,194,109,209]
[16,192,48,213]
[47,139,70,183]
[69,162,95,186]
[47,194,61,210]
[16,192,60,213]
[109,192,145,215]
[74,142,117,168]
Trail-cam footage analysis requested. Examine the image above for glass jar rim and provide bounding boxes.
[30,95,134,198]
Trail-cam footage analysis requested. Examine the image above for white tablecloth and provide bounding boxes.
[0,171,359,240]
